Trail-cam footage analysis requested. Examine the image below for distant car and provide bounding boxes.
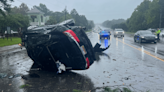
[134,30,157,43]
[114,29,124,37]
[99,30,110,39]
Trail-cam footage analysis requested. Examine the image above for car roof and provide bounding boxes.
[137,30,147,32]
[137,30,153,33]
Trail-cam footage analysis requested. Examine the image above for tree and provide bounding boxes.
[19,3,29,15]
[10,3,29,15]
[70,9,79,16]
[0,0,14,16]
[46,8,95,30]
[126,0,151,32]
[0,14,29,35]
[34,3,52,16]
[102,19,126,28]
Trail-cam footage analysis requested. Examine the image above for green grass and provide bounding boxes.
[125,31,135,34]
[0,37,21,47]
[19,84,31,88]
[73,89,82,92]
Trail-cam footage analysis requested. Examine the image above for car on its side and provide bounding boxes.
[114,28,124,37]
[99,30,110,39]
[134,30,157,43]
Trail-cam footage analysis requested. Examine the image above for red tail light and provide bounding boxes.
[86,57,90,69]
[64,30,80,43]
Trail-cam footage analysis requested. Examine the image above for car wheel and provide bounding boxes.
[154,42,156,44]
[134,38,136,42]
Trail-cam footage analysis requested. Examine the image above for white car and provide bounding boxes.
[114,28,125,37]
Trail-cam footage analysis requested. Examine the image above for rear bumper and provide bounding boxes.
[100,35,110,38]
[141,38,157,42]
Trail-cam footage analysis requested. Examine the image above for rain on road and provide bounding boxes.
[0,28,164,92]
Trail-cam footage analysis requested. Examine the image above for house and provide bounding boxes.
[27,8,49,26]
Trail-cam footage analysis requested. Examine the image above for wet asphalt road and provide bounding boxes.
[0,29,164,92]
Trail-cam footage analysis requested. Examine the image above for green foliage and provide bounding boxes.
[0,37,21,47]
[0,0,14,16]
[0,14,29,34]
[46,8,95,30]
[127,0,151,32]
[10,3,29,15]
[71,9,95,30]
[102,19,126,28]
[34,3,53,16]
[111,22,128,31]
[73,89,82,92]
[108,0,164,33]
[19,84,31,88]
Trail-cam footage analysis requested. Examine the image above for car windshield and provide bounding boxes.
[140,31,152,35]
[100,31,108,33]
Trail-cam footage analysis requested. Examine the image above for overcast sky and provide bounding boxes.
[11,0,144,23]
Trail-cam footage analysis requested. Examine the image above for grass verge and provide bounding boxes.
[0,37,21,47]
[125,31,135,34]
[73,89,82,92]
[19,84,31,89]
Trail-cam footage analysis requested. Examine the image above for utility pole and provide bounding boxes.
[64,6,67,24]
[159,9,162,28]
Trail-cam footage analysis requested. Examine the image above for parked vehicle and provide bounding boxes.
[134,30,157,43]
[21,19,110,73]
[114,28,124,37]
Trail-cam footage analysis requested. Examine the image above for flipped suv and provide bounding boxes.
[21,19,109,73]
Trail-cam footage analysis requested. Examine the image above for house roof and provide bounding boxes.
[27,8,44,14]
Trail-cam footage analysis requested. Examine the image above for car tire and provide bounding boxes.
[154,42,156,44]
[134,38,136,42]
